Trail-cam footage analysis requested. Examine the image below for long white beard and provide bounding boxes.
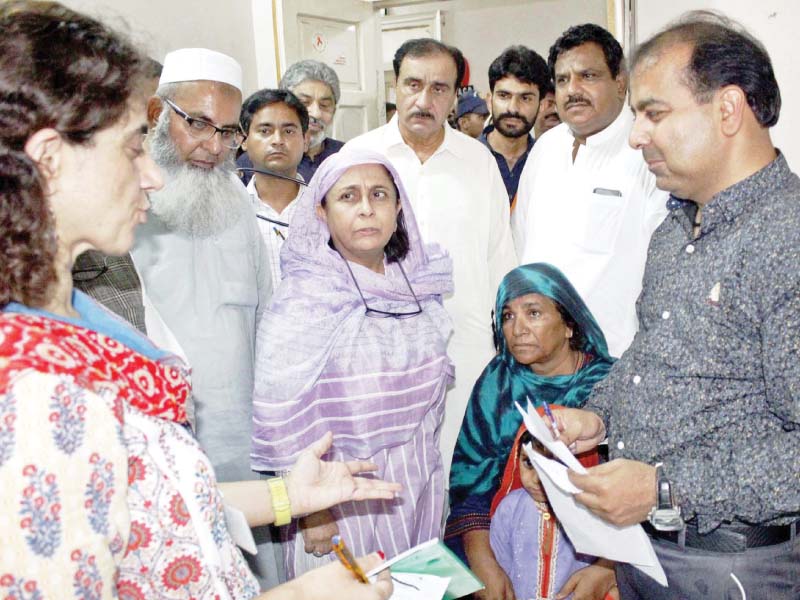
[147,112,248,238]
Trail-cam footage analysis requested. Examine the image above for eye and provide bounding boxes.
[258,126,271,136]
[528,309,541,318]
[501,311,513,322]
[220,129,237,141]
[646,110,665,122]
[339,191,356,202]
[320,101,334,111]
[497,91,510,99]
[284,127,298,136]
[522,456,533,469]
[555,76,567,86]
[188,119,209,133]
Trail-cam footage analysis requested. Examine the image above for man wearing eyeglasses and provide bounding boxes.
[131,48,278,588]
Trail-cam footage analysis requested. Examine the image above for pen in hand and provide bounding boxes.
[331,534,369,584]
[542,402,561,440]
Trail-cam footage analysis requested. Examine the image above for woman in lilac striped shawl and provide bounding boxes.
[251,148,454,578]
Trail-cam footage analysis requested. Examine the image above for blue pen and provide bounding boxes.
[542,402,560,439]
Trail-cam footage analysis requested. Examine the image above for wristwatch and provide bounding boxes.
[647,463,684,531]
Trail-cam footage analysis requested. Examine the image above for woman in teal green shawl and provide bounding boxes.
[445,263,614,589]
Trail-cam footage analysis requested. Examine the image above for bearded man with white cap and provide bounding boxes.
[131,48,277,585]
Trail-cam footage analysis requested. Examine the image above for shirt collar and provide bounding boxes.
[384,113,467,160]
[479,124,534,154]
[577,106,630,149]
[246,172,305,215]
[701,151,790,228]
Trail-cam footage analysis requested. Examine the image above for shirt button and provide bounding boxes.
[617,440,625,450]
[662,310,671,320]
[686,244,695,254]
[633,375,641,385]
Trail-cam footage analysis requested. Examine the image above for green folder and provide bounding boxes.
[372,538,484,599]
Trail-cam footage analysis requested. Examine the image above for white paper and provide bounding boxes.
[516,402,668,586]
[515,400,587,473]
[223,502,257,555]
[382,573,450,600]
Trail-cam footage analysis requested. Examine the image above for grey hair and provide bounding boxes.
[279,59,341,104]
[155,81,180,101]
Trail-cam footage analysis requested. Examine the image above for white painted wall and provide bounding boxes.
[59,0,265,95]
[387,0,607,94]
[635,0,799,166]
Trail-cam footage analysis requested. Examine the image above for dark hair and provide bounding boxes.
[554,301,585,351]
[321,174,410,263]
[518,428,547,457]
[548,23,625,79]
[488,45,550,94]
[631,10,780,127]
[393,38,466,90]
[240,88,309,135]
[0,0,147,308]
[146,57,163,79]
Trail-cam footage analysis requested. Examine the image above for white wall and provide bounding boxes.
[388,0,607,95]
[636,0,799,166]
[443,0,607,94]
[59,0,264,95]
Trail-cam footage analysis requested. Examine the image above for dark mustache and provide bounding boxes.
[410,110,434,119]
[565,95,591,108]
[497,112,532,125]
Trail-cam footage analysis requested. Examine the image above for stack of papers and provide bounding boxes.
[515,400,668,586]
[366,538,484,599]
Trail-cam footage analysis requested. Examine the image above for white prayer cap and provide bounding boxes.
[159,48,242,92]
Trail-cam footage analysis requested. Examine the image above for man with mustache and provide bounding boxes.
[237,60,344,185]
[344,38,517,480]
[558,12,799,597]
[480,45,551,203]
[512,24,668,358]
[131,48,279,587]
[533,80,561,139]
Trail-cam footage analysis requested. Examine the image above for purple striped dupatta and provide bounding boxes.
[251,148,454,472]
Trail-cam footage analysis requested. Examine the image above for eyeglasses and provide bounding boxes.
[165,98,245,150]
[340,255,423,319]
[72,257,109,282]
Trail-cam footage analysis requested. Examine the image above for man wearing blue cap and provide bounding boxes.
[456,92,489,138]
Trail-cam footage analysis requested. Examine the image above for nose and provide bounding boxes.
[565,76,582,97]
[200,130,224,156]
[628,113,650,150]
[416,86,433,110]
[358,193,375,216]
[307,101,323,120]
[512,313,529,337]
[140,152,164,193]
[270,129,286,147]
[508,95,521,114]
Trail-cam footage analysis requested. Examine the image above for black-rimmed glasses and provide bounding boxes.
[165,98,245,150]
[340,255,423,319]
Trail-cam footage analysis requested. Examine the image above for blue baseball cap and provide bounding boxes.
[457,94,489,119]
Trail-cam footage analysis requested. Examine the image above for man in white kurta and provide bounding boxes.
[512,27,667,357]
[345,40,518,477]
[132,48,277,587]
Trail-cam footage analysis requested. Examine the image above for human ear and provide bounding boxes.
[24,128,63,193]
[147,96,164,129]
[615,72,629,100]
[718,86,746,137]
[315,203,327,223]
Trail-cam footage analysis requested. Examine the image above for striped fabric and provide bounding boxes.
[251,148,454,573]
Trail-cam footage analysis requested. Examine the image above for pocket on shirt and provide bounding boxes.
[574,184,629,255]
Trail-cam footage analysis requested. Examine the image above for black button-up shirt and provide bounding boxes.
[479,125,535,203]
[586,154,800,533]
